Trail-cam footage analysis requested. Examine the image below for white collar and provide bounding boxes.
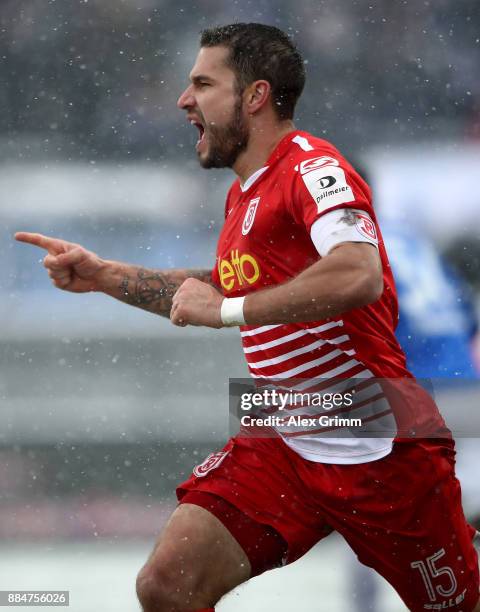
[240,166,269,192]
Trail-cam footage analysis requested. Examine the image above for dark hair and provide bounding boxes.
[200,23,305,120]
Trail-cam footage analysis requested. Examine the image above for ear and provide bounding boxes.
[244,80,271,114]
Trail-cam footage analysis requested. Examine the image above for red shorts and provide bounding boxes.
[177,435,479,612]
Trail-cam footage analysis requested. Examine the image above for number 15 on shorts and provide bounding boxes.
[411,548,466,610]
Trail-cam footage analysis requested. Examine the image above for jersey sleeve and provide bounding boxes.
[287,152,374,232]
[310,207,379,256]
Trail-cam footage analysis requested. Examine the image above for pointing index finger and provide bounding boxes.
[15,232,65,255]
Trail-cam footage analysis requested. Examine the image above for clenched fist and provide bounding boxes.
[15,232,106,293]
[171,277,224,328]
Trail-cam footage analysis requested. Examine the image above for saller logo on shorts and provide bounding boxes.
[193,451,228,477]
[218,249,261,292]
[296,156,355,213]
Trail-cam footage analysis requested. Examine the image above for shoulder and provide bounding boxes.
[284,132,370,208]
[281,132,365,190]
[283,132,347,167]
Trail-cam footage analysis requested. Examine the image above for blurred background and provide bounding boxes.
[1,1,479,610]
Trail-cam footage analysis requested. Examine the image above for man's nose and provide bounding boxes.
[177,85,195,109]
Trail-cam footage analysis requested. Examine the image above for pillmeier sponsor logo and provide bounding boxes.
[297,156,355,212]
[317,176,336,189]
[317,184,351,203]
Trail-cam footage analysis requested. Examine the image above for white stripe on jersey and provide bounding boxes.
[241,324,282,337]
[290,369,374,392]
[305,320,344,333]
[247,339,327,368]
[243,328,310,353]
[244,332,352,355]
[249,348,344,379]
[241,320,343,339]
[247,341,356,370]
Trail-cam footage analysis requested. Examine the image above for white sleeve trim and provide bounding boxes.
[310,208,379,257]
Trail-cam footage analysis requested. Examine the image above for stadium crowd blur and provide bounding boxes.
[0,0,479,585]
[1,0,480,161]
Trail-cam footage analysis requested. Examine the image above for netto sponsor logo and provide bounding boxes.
[218,249,261,292]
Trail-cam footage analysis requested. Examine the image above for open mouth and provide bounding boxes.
[190,120,205,148]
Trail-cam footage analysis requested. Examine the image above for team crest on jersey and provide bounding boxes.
[242,197,260,236]
[355,212,378,242]
[193,451,229,478]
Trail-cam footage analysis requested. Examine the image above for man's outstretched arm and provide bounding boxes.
[14,232,214,319]
[101,263,214,318]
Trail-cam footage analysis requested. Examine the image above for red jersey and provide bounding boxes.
[211,130,444,463]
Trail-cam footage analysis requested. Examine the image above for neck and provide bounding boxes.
[233,119,296,184]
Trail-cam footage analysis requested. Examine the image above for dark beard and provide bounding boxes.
[199,97,249,169]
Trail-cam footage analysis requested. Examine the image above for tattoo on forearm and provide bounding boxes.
[121,270,177,303]
[119,270,177,316]
[119,268,213,317]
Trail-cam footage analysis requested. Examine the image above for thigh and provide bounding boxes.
[177,436,333,566]
[140,502,251,606]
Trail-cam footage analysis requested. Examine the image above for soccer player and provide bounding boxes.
[15,23,479,612]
